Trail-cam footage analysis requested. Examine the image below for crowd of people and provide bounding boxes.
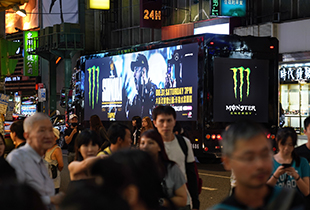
[1,105,310,210]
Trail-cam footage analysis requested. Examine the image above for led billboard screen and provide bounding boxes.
[213,58,269,122]
[84,43,198,121]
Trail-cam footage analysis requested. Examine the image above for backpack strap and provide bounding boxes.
[176,134,188,162]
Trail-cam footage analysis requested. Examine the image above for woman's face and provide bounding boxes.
[278,137,294,156]
[132,120,136,127]
[142,119,148,128]
[140,136,160,158]
[0,137,5,157]
[79,141,99,160]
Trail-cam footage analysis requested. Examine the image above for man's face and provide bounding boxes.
[222,134,273,189]
[153,114,176,137]
[70,117,78,124]
[119,129,132,149]
[304,124,310,140]
[26,119,54,156]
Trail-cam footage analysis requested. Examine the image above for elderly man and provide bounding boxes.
[7,112,64,209]
[209,121,306,210]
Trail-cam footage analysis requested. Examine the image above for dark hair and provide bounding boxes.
[75,130,101,161]
[276,127,300,166]
[0,182,46,210]
[132,116,142,130]
[10,120,26,141]
[304,116,310,131]
[107,123,130,144]
[60,181,130,210]
[91,150,162,210]
[140,129,174,177]
[89,115,103,132]
[152,105,176,121]
[0,133,6,158]
[221,120,268,156]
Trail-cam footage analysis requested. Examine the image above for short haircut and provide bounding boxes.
[152,105,176,121]
[23,112,50,133]
[304,116,310,131]
[221,121,267,156]
[107,123,130,144]
[10,120,26,141]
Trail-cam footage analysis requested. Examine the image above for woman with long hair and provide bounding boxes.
[89,115,109,150]
[68,130,102,181]
[267,127,310,196]
[139,129,188,209]
[131,116,142,147]
[141,116,153,134]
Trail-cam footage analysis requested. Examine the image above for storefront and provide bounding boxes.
[279,62,310,133]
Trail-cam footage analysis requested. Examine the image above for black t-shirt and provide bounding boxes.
[65,127,79,153]
[294,144,310,163]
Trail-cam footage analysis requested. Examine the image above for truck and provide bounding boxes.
[72,33,279,161]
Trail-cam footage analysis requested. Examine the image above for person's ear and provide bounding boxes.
[116,137,123,144]
[23,132,29,141]
[222,156,232,171]
[123,184,139,207]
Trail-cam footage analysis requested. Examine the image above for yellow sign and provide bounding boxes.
[89,0,110,10]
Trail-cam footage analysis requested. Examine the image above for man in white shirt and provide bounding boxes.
[7,112,64,209]
[152,105,199,210]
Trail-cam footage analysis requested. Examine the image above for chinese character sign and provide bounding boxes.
[220,0,246,17]
[280,65,310,82]
[24,31,39,76]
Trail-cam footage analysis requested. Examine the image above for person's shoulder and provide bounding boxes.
[207,196,241,210]
[295,143,307,151]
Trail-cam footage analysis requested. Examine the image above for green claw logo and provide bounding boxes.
[230,67,251,102]
[87,66,100,109]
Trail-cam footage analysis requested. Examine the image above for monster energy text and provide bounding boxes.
[87,66,100,109]
[230,66,251,102]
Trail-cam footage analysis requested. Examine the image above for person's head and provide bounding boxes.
[304,116,310,140]
[53,128,60,142]
[60,181,130,210]
[141,116,153,129]
[0,182,46,210]
[89,115,103,132]
[0,133,6,158]
[152,105,176,137]
[75,130,100,161]
[131,54,149,91]
[91,149,162,210]
[276,127,297,157]
[69,114,78,124]
[131,116,141,129]
[23,112,54,156]
[108,123,132,148]
[10,120,26,145]
[140,129,169,163]
[221,121,272,189]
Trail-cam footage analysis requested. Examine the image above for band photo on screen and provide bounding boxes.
[84,43,198,121]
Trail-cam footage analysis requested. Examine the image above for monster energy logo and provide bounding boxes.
[87,66,100,109]
[230,67,251,102]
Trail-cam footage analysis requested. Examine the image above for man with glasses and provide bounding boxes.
[209,121,306,210]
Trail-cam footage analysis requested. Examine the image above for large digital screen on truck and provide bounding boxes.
[84,43,198,121]
[213,58,269,123]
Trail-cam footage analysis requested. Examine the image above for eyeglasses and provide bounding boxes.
[230,151,273,164]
